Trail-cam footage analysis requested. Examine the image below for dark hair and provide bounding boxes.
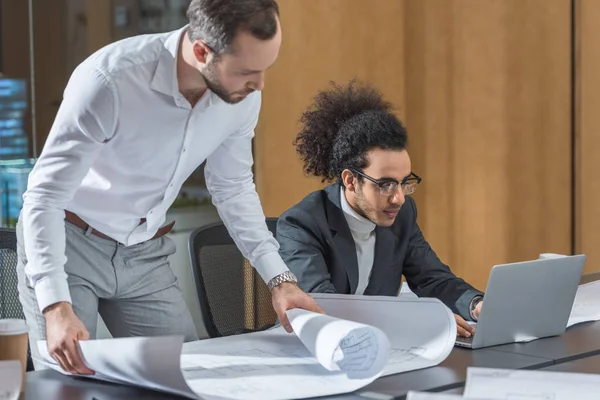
[186,0,280,55]
[294,79,408,183]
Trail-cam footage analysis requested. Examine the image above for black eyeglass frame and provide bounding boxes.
[349,169,422,196]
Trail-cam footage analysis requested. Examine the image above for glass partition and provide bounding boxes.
[0,0,215,228]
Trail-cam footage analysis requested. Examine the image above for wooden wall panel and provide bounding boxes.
[66,0,89,73]
[1,0,32,155]
[1,0,30,80]
[0,0,68,157]
[86,0,113,53]
[256,0,572,290]
[31,0,69,156]
[255,0,406,217]
[575,0,600,274]
[404,0,572,289]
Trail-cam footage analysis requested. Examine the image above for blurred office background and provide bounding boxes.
[1,1,598,330]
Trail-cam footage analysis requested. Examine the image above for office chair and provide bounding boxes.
[0,227,34,371]
[188,219,278,338]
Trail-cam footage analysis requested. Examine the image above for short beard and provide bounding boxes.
[203,59,253,105]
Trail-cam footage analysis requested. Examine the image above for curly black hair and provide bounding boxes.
[294,79,408,183]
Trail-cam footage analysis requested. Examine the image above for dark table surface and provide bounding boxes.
[488,320,600,364]
[542,353,600,374]
[23,369,185,400]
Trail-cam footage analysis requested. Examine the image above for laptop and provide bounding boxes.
[455,254,586,349]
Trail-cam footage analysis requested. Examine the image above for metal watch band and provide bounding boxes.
[267,271,298,291]
[469,296,483,321]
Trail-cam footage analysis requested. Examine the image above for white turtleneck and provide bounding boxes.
[340,187,377,295]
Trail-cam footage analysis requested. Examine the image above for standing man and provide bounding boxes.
[18,0,321,374]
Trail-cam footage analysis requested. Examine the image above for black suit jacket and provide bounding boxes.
[277,184,483,320]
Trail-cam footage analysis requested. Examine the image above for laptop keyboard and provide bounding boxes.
[455,323,476,347]
[456,335,473,345]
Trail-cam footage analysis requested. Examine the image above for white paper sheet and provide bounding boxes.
[37,296,455,399]
[311,294,457,376]
[38,336,198,399]
[0,360,21,400]
[181,323,388,399]
[406,392,473,400]
[538,253,567,260]
[567,280,600,327]
[37,309,391,399]
[464,367,600,400]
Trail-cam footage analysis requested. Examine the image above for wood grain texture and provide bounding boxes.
[404,0,572,289]
[575,0,600,274]
[31,0,69,156]
[255,0,406,217]
[255,0,572,290]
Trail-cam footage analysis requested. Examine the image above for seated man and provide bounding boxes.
[277,80,483,337]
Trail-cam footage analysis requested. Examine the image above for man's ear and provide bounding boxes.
[192,40,212,65]
[341,169,356,192]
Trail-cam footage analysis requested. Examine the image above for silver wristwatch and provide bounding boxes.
[469,295,483,321]
[267,271,298,291]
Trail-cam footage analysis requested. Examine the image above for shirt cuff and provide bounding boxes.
[34,277,72,313]
[454,289,484,321]
[253,251,290,285]
[469,295,484,322]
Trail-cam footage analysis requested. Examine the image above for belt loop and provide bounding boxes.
[84,225,93,237]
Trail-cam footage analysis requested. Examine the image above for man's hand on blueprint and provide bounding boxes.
[44,302,95,375]
[272,283,325,333]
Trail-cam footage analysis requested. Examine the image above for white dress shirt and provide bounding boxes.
[339,187,376,295]
[22,27,288,312]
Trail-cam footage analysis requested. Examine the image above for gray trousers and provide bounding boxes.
[17,219,198,370]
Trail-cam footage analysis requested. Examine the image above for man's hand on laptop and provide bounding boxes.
[43,302,95,375]
[454,314,476,338]
[271,282,325,333]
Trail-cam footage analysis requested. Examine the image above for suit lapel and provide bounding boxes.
[325,185,360,294]
[364,226,399,295]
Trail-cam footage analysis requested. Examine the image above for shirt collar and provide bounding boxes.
[340,186,376,234]
[150,25,214,108]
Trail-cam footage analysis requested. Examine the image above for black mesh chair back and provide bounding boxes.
[0,228,34,371]
[189,219,278,338]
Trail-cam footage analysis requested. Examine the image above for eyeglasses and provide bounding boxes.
[350,169,422,197]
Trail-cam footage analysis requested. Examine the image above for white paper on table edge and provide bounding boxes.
[406,391,469,400]
[37,339,199,400]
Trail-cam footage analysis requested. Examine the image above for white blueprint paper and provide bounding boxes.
[464,367,600,400]
[567,280,600,327]
[406,392,472,400]
[311,294,457,376]
[38,336,198,399]
[181,318,388,400]
[38,309,390,399]
[37,296,455,399]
